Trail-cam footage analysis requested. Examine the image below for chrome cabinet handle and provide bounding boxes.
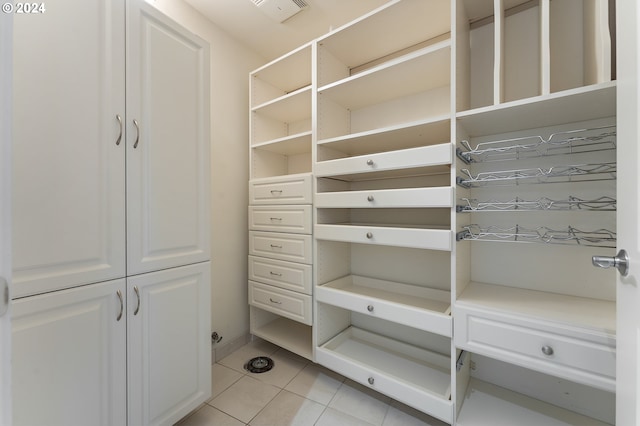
[134,286,140,315]
[367,305,374,312]
[366,232,373,239]
[366,159,374,166]
[367,195,374,202]
[269,271,283,277]
[270,189,283,194]
[270,217,283,221]
[541,345,554,356]
[0,277,9,317]
[270,244,283,249]
[368,377,374,385]
[592,249,629,276]
[115,114,123,146]
[269,298,282,305]
[133,119,140,149]
[116,290,123,321]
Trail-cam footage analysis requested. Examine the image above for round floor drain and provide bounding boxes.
[244,356,274,373]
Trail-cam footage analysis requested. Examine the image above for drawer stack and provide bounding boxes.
[248,174,313,359]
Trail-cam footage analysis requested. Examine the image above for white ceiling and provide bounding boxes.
[183,0,391,61]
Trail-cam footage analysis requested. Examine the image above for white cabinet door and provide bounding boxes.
[12,0,126,298]
[615,1,640,423]
[127,263,211,426]
[0,11,12,424]
[126,0,211,276]
[11,279,127,426]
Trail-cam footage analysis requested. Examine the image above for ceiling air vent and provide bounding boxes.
[251,0,309,23]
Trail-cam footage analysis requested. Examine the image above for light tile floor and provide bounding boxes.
[177,339,448,426]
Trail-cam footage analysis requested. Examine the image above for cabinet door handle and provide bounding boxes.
[116,290,123,321]
[366,232,373,239]
[134,286,140,315]
[270,244,283,249]
[269,298,282,305]
[269,271,283,277]
[367,195,374,202]
[115,114,123,146]
[367,304,374,312]
[270,217,283,221]
[366,159,374,166]
[133,119,140,149]
[270,189,283,194]
[541,345,554,356]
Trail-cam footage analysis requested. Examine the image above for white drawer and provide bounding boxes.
[314,224,451,251]
[315,144,451,178]
[249,205,312,234]
[455,305,616,392]
[249,281,312,325]
[249,231,312,264]
[315,186,452,208]
[249,174,312,205]
[248,255,312,294]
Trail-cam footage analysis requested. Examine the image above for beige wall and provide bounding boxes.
[151,0,265,352]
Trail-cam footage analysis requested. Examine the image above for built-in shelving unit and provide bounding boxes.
[248,42,314,360]
[248,0,619,423]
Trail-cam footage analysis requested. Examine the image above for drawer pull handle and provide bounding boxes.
[368,377,374,385]
[366,232,373,239]
[269,298,282,305]
[270,244,283,249]
[366,159,374,166]
[270,217,283,221]
[367,305,374,312]
[367,195,374,202]
[541,345,554,356]
[270,190,283,194]
[269,271,283,277]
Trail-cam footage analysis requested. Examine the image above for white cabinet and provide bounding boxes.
[12,280,127,426]
[127,263,211,426]
[248,43,315,359]
[11,1,212,425]
[126,1,210,276]
[12,0,126,298]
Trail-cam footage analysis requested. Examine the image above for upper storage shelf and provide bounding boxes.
[318,42,451,110]
[456,0,615,112]
[317,0,451,87]
[251,43,312,108]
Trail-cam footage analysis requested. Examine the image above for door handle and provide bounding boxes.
[0,277,8,317]
[133,119,140,149]
[592,249,629,276]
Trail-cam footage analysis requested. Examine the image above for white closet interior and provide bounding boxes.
[247,0,617,423]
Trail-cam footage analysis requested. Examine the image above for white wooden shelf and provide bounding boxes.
[316,143,452,180]
[317,0,450,73]
[252,86,312,123]
[316,275,451,336]
[251,131,312,155]
[250,313,313,360]
[316,326,453,423]
[318,42,451,110]
[457,82,616,137]
[457,378,612,426]
[315,223,452,251]
[456,281,615,334]
[251,43,312,103]
[315,186,452,209]
[317,116,450,156]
